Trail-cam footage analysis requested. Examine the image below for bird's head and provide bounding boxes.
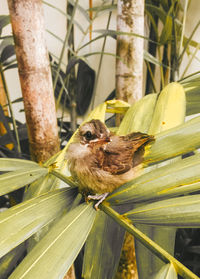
[78,119,110,145]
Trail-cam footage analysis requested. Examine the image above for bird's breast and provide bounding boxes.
[66,142,96,190]
[66,141,140,194]
[67,142,91,160]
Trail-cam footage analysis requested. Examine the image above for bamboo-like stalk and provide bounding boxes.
[53,0,79,92]
[158,46,165,89]
[145,0,159,94]
[91,0,114,109]
[115,1,144,277]
[145,61,157,93]
[178,0,189,57]
[0,74,9,136]
[7,0,59,162]
[89,0,93,41]
[171,7,178,82]
[76,5,102,52]
[0,66,21,152]
[116,0,144,104]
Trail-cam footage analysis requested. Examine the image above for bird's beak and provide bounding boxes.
[89,137,110,145]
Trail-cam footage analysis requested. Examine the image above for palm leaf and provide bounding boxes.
[151,263,177,279]
[101,204,199,279]
[9,203,96,279]
[125,194,200,227]
[144,115,200,165]
[82,209,125,279]
[117,94,157,135]
[0,158,40,171]
[107,152,200,205]
[0,188,75,258]
[0,167,48,196]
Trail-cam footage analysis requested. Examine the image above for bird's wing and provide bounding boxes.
[97,133,154,175]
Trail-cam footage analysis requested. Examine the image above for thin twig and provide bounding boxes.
[53,0,79,91]
[178,20,200,63]
[158,47,164,89]
[76,0,107,53]
[91,0,114,109]
[178,0,188,57]
[145,61,157,93]
[0,66,21,153]
[181,43,200,79]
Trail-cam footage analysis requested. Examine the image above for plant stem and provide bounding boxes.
[178,0,188,57]
[171,7,178,81]
[50,169,78,188]
[178,20,200,64]
[101,203,200,279]
[158,47,164,89]
[53,67,70,111]
[0,66,21,153]
[76,1,106,53]
[53,0,79,92]
[89,0,93,41]
[91,0,114,109]
[145,61,157,93]
[145,0,159,94]
[181,43,200,79]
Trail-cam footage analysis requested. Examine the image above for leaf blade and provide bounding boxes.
[0,167,48,196]
[9,203,96,279]
[107,152,200,205]
[125,194,200,227]
[144,115,200,165]
[0,188,76,258]
[117,94,157,135]
[0,158,40,171]
[151,263,177,279]
[82,208,125,279]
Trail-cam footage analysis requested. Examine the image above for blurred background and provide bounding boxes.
[1,0,200,123]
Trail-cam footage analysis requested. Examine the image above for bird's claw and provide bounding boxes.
[87,193,109,210]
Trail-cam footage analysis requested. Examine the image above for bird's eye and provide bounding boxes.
[84,131,93,141]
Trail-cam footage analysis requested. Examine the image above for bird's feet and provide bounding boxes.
[87,193,109,210]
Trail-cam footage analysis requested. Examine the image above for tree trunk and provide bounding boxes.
[7,0,60,163]
[116,0,144,104]
[115,1,144,278]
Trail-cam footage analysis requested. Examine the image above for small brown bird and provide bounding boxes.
[67,119,154,206]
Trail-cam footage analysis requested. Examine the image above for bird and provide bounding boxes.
[66,119,154,208]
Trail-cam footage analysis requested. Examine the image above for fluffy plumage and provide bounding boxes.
[67,119,154,194]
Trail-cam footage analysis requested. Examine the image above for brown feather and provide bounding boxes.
[66,120,154,194]
[95,133,153,175]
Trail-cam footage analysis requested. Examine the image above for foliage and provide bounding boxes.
[1,1,200,278]
[0,82,200,278]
